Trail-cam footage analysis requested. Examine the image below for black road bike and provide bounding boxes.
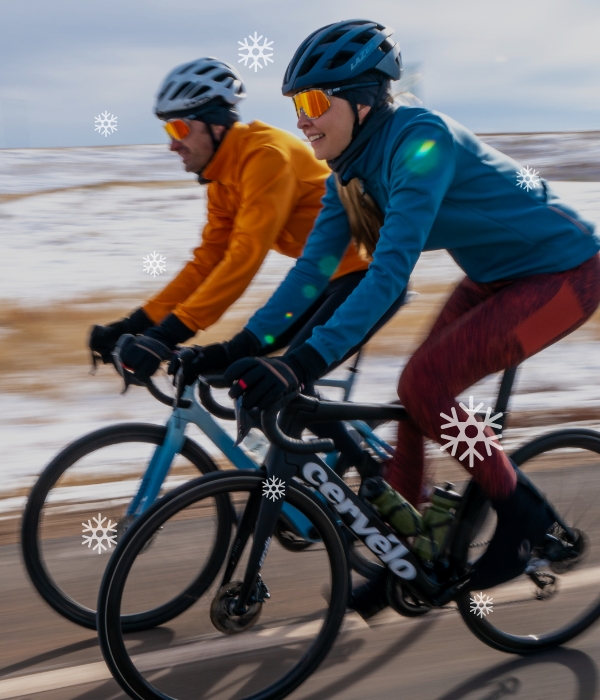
[96,377,600,700]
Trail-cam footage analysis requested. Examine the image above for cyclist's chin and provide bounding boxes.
[312,136,347,161]
[181,154,202,173]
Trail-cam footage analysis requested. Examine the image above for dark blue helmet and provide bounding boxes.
[282,19,402,96]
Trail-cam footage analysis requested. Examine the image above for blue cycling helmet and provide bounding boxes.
[282,19,402,96]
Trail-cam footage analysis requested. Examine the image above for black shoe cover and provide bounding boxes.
[348,570,389,620]
[469,471,555,591]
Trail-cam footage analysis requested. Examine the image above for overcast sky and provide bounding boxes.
[1,0,599,148]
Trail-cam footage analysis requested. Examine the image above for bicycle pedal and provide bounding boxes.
[528,569,558,599]
[538,528,587,574]
[524,557,550,574]
[255,576,271,602]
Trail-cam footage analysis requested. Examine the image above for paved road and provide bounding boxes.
[1,524,600,700]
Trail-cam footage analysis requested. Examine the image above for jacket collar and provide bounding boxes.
[200,122,247,184]
[328,102,398,185]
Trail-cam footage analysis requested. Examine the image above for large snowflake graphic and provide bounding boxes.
[238,32,274,72]
[262,476,285,501]
[440,396,503,468]
[470,592,494,617]
[516,166,541,191]
[94,111,118,137]
[82,513,118,554]
[143,251,167,276]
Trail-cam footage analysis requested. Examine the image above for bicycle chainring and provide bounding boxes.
[386,575,431,617]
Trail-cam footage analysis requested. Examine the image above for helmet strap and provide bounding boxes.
[349,101,362,139]
[197,123,229,184]
[207,123,222,152]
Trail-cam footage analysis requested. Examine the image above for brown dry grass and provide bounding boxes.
[2,276,600,389]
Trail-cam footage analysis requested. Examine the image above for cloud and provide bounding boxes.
[1,0,599,147]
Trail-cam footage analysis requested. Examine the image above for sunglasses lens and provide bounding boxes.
[164,120,190,140]
[293,90,331,119]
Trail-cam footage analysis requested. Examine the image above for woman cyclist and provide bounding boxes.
[212,19,600,599]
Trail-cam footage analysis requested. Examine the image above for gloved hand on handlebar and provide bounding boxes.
[113,313,195,382]
[224,343,328,410]
[89,308,153,364]
[168,329,263,386]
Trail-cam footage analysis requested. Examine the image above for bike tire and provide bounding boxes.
[98,470,349,700]
[455,428,600,654]
[22,423,233,632]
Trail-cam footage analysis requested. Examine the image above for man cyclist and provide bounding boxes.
[92,56,406,469]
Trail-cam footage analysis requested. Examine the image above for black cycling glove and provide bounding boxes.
[168,329,262,386]
[225,343,328,410]
[114,313,195,382]
[89,308,153,364]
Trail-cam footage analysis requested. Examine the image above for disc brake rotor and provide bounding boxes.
[210,581,264,635]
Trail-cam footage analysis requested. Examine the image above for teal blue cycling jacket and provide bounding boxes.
[246,106,599,366]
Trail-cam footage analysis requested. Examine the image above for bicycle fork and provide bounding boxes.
[223,449,294,615]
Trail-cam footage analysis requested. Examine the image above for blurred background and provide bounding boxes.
[1,1,600,698]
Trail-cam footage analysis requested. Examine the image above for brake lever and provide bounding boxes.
[90,349,99,375]
[174,366,186,407]
[233,396,253,446]
[111,340,140,395]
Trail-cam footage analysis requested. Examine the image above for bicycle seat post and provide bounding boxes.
[494,365,519,432]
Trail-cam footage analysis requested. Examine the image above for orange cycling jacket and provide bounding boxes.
[143,120,368,333]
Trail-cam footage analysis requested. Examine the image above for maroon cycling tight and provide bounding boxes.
[387,253,600,506]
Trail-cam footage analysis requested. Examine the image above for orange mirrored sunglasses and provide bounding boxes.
[292,89,333,120]
[164,119,192,141]
[292,82,380,120]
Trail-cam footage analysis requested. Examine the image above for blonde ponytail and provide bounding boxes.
[335,175,384,260]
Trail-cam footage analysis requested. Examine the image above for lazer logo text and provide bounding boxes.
[351,47,371,71]
[302,462,416,580]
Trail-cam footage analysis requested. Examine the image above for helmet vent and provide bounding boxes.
[170,82,193,100]
[190,85,210,98]
[329,50,355,70]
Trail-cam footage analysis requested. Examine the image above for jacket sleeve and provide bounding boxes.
[145,146,300,332]
[245,173,353,348]
[306,123,457,365]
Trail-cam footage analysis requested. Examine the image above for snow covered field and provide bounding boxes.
[1,139,600,516]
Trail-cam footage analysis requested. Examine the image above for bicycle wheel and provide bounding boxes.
[22,423,232,632]
[455,429,600,653]
[98,470,349,700]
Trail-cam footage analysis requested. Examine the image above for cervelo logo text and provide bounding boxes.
[302,462,416,580]
[350,47,371,72]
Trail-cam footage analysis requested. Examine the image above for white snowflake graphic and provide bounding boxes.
[94,111,118,137]
[470,591,494,617]
[262,476,285,501]
[440,396,503,468]
[516,166,541,191]
[143,252,167,277]
[238,32,274,72]
[82,513,118,554]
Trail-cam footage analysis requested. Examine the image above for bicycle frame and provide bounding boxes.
[123,359,521,545]
[224,402,469,615]
[122,353,388,543]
